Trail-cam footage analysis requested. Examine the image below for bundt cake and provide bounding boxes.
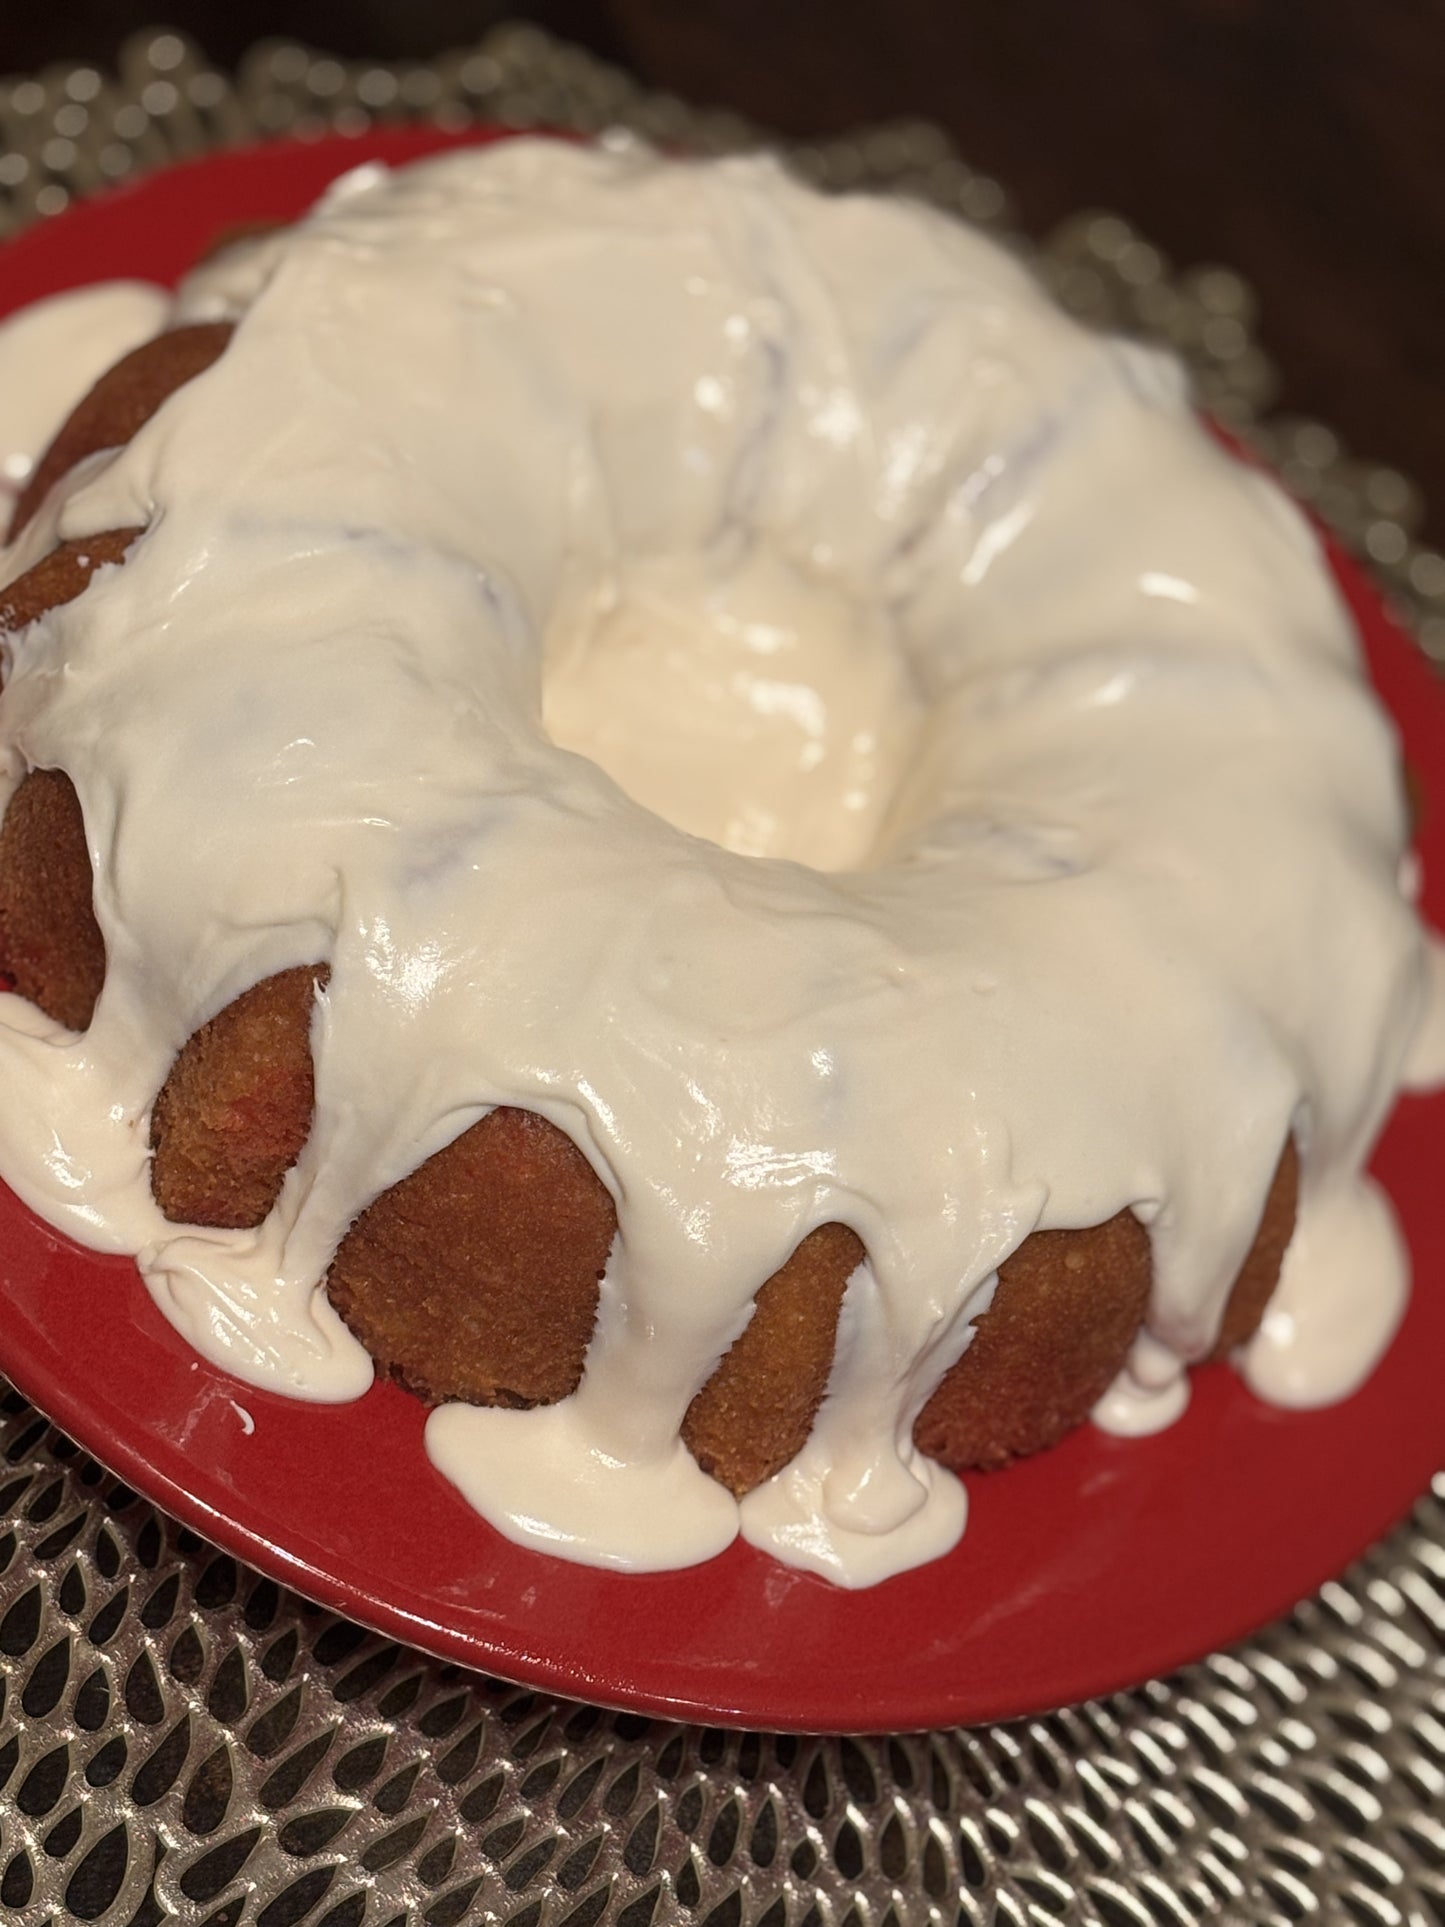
[0,138,1438,1585]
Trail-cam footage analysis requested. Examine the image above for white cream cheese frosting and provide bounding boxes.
[0,280,170,504]
[0,137,1438,1586]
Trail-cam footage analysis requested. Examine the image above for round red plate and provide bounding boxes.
[0,129,1441,1733]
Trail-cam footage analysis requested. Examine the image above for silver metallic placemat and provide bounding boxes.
[0,24,1442,1927]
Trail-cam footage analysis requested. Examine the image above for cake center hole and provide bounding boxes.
[541,549,924,871]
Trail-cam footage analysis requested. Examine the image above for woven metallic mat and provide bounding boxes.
[0,23,1442,1927]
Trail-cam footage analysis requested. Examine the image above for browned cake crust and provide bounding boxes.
[8,323,234,539]
[0,528,142,636]
[150,965,329,1229]
[0,321,237,1026]
[0,528,157,1033]
[682,1221,865,1496]
[914,1209,1153,1471]
[0,768,106,1031]
[915,1139,1300,1471]
[1209,1139,1300,1358]
[326,1106,617,1408]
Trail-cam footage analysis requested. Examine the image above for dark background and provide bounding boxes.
[6,2,1443,540]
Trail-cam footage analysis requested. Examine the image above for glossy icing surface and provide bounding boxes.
[0,281,169,503]
[0,140,1437,1585]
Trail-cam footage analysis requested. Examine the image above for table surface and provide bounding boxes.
[5,0,1444,547]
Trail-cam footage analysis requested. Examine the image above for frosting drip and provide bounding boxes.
[0,281,170,502]
[0,139,1437,1585]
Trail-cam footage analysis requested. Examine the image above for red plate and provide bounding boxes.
[0,130,1441,1733]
